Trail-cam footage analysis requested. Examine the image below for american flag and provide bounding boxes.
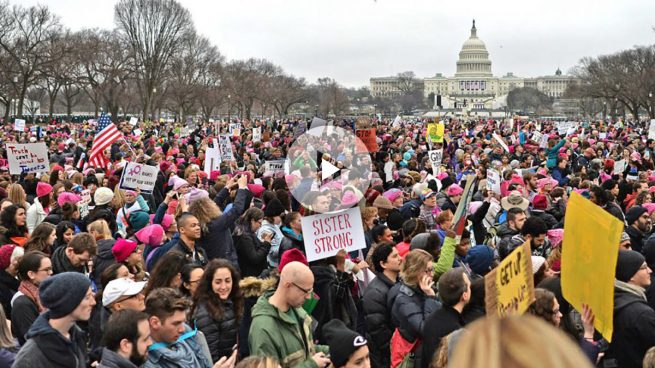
[88,114,122,169]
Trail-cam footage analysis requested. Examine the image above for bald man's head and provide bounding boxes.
[278,261,315,309]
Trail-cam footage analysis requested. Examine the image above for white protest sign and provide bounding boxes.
[204,147,221,175]
[134,128,142,137]
[5,143,49,175]
[613,160,627,175]
[265,160,287,175]
[599,132,607,140]
[218,135,234,161]
[301,207,366,262]
[229,123,241,137]
[531,131,542,144]
[311,117,327,129]
[13,119,25,131]
[492,133,510,153]
[129,117,138,126]
[539,134,550,148]
[78,189,91,218]
[393,115,402,127]
[253,127,262,142]
[118,162,158,194]
[428,149,443,175]
[486,169,502,195]
[649,120,655,140]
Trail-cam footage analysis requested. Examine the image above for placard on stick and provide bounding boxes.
[5,143,49,175]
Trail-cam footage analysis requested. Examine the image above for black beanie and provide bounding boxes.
[323,319,367,368]
[264,198,286,218]
[440,176,454,190]
[40,272,91,318]
[615,250,645,283]
[625,206,648,226]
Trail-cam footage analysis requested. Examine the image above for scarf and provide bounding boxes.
[19,280,46,313]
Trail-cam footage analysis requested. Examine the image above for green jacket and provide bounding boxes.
[434,236,456,281]
[249,291,329,368]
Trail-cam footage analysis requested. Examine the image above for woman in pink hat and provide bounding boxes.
[26,182,54,234]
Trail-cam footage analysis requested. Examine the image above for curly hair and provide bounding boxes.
[527,288,557,326]
[188,197,221,231]
[191,258,244,322]
[401,249,433,287]
[0,204,28,238]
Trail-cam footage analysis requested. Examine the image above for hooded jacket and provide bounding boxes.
[249,290,329,368]
[309,264,358,344]
[51,245,86,275]
[0,268,18,318]
[238,276,278,358]
[605,280,655,368]
[143,324,213,368]
[92,238,117,282]
[12,311,87,368]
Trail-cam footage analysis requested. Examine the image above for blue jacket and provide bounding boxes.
[546,139,566,169]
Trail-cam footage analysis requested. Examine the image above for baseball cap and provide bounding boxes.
[102,278,146,307]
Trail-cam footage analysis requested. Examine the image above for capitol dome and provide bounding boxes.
[455,20,493,77]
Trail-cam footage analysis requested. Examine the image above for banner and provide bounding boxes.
[218,135,234,161]
[253,127,262,143]
[492,133,510,152]
[484,241,535,317]
[5,143,49,175]
[13,118,25,131]
[129,117,138,126]
[562,192,622,342]
[264,160,287,175]
[486,169,501,194]
[355,128,378,153]
[204,147,221,175]
[118,162,158,194]
[427,123,444,143]
[428,149,443,175]
[301,207,366,262]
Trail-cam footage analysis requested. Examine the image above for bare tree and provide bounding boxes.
[0,3,61,116]
[197,60,225,120]
[265,74,307,118]
[314,77,349,116]
[226,58,281,119]
[115,0,193,120]
[39,30,76,118]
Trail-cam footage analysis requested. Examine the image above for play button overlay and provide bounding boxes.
[321,160,340,181]
[285,124,373,213]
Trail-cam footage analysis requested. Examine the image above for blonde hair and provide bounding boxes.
[644,346,655,368]
[88,219,113,240]
[449,315,593,368]
[401,249,433,286]
[188,197,221,229]
[7,183,28,210]
[235,356,280,368]
[111,186,126,209]
[71,172,84,186]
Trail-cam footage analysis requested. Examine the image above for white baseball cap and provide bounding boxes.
[102,278,146,307]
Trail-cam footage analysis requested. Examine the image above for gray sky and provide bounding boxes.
[22,0,655,87]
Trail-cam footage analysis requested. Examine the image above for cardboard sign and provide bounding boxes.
[253,127,262,143]
[484,241,535,317]
[649,120,655,140]
[301,207,366,262]
[78,189,91,218]
[204,147,221,175]
[129,117,138,126]
[486,169,501,194]
[492,133,510,153]
[118,162,158,194]
[428,149,443,175]
[13,119,25,131]
[613,160,626,175]
[5,143,49,175]
[427,123,444,143]
[218,135,234,161]
[562,192,622,342]
[355,128,378,153]
[264,160,287,175]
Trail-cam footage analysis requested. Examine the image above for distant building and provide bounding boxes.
[370,20,579,114]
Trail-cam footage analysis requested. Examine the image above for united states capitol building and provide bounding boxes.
[370,20,579,114]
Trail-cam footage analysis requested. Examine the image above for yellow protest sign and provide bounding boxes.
[562,192,622,342]
[426,123,444,143]
[484,241,535,317]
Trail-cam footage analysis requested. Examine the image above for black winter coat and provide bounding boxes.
[92,239,117,283]
[192,301,239,363]
[11,294,39,346]
[311,264,358,344]
[421,306,464,368]
[0,269,18,318]
[362,273,397,368]
[605,283,655,368]
[626,226,646,253]
[233,231,271,278]
[84,205,118,235]
[42,206,63,226]
[530,210,558,230]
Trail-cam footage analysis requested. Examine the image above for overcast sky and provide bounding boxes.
[21,0,655,87]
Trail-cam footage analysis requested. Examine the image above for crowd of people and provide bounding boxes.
[0,116,653,368]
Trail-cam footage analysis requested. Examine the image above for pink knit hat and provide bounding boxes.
[36,182,53,198]
[57,192,81,207]
[112,239,138,263]
[135,224,164,247]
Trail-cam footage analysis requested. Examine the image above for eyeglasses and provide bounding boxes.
[188,279,202,284]
[37,267,53,273]
[291,281,313,295]
[640,263,649,270]
[115,293,143,304]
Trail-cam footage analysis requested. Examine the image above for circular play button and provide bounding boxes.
[285,124,373,213]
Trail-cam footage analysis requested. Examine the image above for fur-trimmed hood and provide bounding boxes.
[239,276,278,298]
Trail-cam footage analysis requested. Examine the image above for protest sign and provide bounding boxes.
[531,131,542,144]
[486,169,501,194]
[218,135,234,161]
[301,207,366,262]
[229,123,241,137]
[294,121,307,138]
[492,133,510,152]
[426,123,445,143]
[13,119,25,131]
[118,162,158,194]
[204,147,221,175]
[311,117,328,129]
[129,117,138,126]
[5,143,49,175]
[134,128,142,137]
[392,115,402,127]
[253,127,262,142]
[264,160,288,175]
[562,192,622,342]
[650,119,655,140]
[452,174,476,236]
[485,241,535,317]
[78,189,91,218]
[355,128,378,153]
[613,160,626,175]
[428,149,443,175]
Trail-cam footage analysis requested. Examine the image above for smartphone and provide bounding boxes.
[232,344,238,351]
